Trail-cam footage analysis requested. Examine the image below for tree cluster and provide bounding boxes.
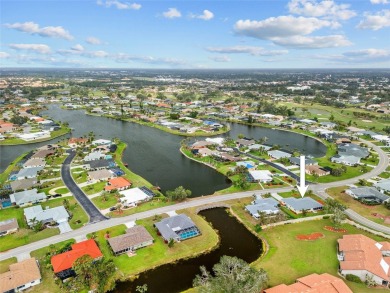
[166,186,192,201]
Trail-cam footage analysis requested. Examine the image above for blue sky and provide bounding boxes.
[1,0,389,68]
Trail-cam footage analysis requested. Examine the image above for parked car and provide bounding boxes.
[53,193,62,198]
[109,206,117,211]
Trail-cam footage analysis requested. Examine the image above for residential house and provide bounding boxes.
[0,258,41,293]
[319,122,337,129]
[282,197,323,214]
[247,144,272,152]
[0,218,19,236]
[68,137,88,148]
[84,151,105,162]
[24,205,69,227]
[338,234,390,287]
[10,178,37,191]
[331,155,360,166]
[88,169,114,181]
[236,138,255,147]
[268,150,292,160]
[248,170,273,183]
[105,177,131,191]
[22,158,46,169]
[374,179,390,194]
[198,148,216,157]
[338,143,369,159]
[10,189,46,206]
[289,157,317,166]
[264,273,352,293]
[31,149,55,159]
[51,239,103,279]
[85,159,115,170]
[245,198,280,219]
[305,165,330,177]
[12,166,44,180]
[119,187,155,206]
[345,187,389,203]
[155,214,201,242]
[92,139,112,146]
[107,225,153,256]
[236,161,256,169]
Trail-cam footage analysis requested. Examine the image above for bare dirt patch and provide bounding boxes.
[296,232,324,241]
[324,226,347,233]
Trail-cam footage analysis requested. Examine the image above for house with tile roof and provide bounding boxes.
[338,234,390,287]
[0,258,41,293]
[107,225,153,256]
[264,273,352,293]
[104,177,131,191]
[51,239,103,279]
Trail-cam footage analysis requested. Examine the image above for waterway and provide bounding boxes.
[0,104,326,196]
[112,208,263,293]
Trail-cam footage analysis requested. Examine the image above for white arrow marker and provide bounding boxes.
[297,155,308,197]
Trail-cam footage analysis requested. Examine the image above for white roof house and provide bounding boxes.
[92,139,112,146]
[10,189,46,206]
[84,151,105,162]
[248,170,273,182]
[119,187,153,206]
[268,150,292,159]
[24,205,69,226]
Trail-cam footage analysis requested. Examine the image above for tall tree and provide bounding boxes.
[166,186,191,201]
[193,256,268,293]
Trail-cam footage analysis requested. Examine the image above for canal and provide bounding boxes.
[0,105,326,196]
[112,207,263,293]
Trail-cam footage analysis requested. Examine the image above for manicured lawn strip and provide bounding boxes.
[38,179,66,195]
[0,226,59,252]
[55,187,69,194]
[378,172,390,179]
[107,197,173,217]
[253,219,387,290]
[29,239,76,293]
[0,206,27,228]
[90,210,219,278]
[91,194,118,210]
[327,186,390,227]
[0,257,17,273]
[81,181,106,195]
[0,151,28,183]
[46,154,67,166]
[72,169,88,184]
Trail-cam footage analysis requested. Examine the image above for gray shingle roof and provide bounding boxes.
[374,179,390,192]
[348,187,389,202]
[9,189,46,205]
[155,214,197,241]
[283,197,323,211]
[246,198,279,216]
[108,226,153,253]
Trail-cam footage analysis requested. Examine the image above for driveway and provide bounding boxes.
[61,149,108,223]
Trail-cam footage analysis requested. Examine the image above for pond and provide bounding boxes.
[112,207,263,293]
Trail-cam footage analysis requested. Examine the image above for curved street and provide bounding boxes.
[1,138,388,261]
[62,149,108,223]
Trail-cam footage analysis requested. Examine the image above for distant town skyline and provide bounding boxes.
[1,0,390,68]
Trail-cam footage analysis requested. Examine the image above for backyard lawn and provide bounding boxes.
[253,219,387,292]
[0,257,17,273]
[91,194,119,210]
[326,186,390,227]
[90,210,219,277]
[81,181,106,195]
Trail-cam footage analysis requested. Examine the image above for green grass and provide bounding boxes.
[0,126,70,146]
[72,169,88,184]
[0,257,17,273]
[55,187,69,194]
[91,194,119,209]
[81,181,106,195]
[46,155,67,166]
[107,197,172,217]
[327,186,390,227]
[90,210,219,277]
[29,239,76,293]
[252,219,387,291]
[38,179,66,195]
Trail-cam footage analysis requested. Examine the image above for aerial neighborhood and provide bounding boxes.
[0,69,389,293]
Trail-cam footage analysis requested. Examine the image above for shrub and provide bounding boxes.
[346,274,362,283]
[323,215,330,219]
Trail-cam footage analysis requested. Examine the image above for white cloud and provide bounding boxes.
[209,55,231,62]
[97,0,141,10]
[206,46,288,56]
[235,16,337,39]
[314,48,390,63]
[85,50,109,58]
[86,37,102,45]
[370,0,389,4]
[288,0,356,20]
[0,52,10,58]
[272,35,352,48]
[163,8,182,19]
[191,10,214,20]
[357,10,390,30]
[9,43,51,54]
[5,22,73,40]
[71,44,84,52]
[113,53,186,66]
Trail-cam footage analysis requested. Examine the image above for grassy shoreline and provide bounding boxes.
[0,127,70,146]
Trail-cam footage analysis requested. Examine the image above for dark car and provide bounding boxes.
[109,206,117,211]
[53,193,62,198]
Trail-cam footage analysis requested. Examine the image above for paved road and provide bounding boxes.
[0,187,291,261]
[1,138,388,261]
[62,150,108,223]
